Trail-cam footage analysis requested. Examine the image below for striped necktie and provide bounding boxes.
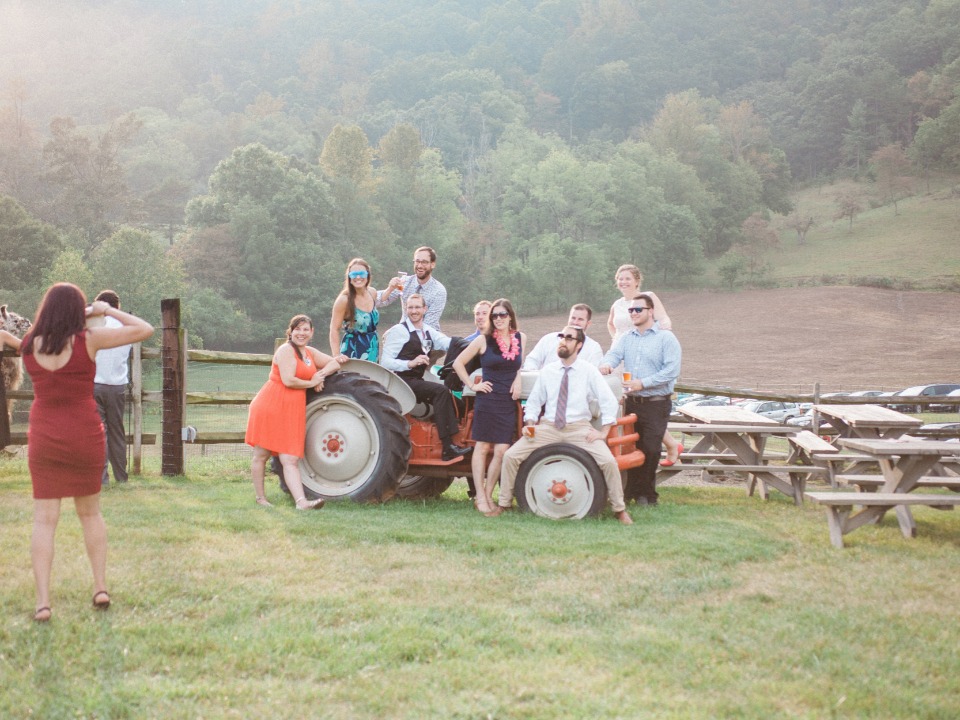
[555,366,570,429]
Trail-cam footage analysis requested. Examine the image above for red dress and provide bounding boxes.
[245,351,314,457]
[24,331,105,499]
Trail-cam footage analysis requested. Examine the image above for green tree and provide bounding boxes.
[870,143,913,214]
[0,195,62,295]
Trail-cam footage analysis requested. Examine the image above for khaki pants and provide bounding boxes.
[499,420,625,512]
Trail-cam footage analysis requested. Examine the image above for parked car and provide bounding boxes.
[681,396,732,408]
[913,422,960,442]
[740,400,803,423]
[889,384,960,413]
[785,409,835,431]
[847,390,887,398]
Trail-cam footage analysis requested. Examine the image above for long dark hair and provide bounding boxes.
[483,298,518,342]
[23,282,87,356]
[285,314,313,361]
[340,258,371,330]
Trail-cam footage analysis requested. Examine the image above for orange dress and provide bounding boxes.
[244,351,314,457]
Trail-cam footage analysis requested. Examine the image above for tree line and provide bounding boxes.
[1,0,958,347]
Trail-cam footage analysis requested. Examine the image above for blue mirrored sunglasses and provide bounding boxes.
[348,270,369,279]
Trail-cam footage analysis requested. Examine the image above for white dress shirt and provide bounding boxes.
[94,315,131,386]
[521,332,603,371]
[523,357,619,427]
[380,319,452,374]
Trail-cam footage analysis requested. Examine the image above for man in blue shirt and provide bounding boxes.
[600,292,681,505]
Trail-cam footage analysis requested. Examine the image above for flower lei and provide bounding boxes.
[495,331,520,361]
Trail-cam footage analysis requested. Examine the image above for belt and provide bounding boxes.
[626,394,670,404]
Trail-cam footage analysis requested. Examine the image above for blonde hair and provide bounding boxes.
[615,264,643,287]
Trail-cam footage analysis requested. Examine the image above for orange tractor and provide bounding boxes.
[277,360,646,519]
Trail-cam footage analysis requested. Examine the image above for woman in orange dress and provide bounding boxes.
[245,314,340,509]
[19,283,153,623]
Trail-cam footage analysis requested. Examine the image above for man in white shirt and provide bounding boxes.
[490,325,632,524]
[379,246,448,330]
[381,294,470,462]
[93,290,132,485]
[521,304,603,371]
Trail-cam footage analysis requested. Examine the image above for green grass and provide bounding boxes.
[702,176,960,289]
[2,458,959,719]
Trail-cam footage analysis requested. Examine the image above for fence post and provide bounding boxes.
[161,298,185,476]
[132,343,143,474]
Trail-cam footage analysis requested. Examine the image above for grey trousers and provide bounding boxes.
[95,383,128,484]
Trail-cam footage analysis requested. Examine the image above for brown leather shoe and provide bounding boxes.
[615,510,634,525]
[485,506,507,517]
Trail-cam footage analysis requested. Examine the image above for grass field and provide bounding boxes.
[2,457,959,719]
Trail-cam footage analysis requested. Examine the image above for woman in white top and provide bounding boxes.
[606,264,682,466]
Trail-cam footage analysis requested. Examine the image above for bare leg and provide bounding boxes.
[74,494,108,598]
[485,444,510,509]
[32,498,62,614]
[279,453,323,510]
[470,443,492,512]
[250,446,273,506]
[662,430,681,464]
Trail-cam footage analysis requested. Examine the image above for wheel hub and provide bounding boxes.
[548,479,571,504]
[322,433,344,457]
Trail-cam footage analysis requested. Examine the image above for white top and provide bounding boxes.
[380,319,452,374]
[521,332,603,371]
[94,315,131,386]
[610,297,632,343]
[523,357,619,427]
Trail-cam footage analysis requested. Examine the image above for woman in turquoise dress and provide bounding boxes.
[328,258,385,362]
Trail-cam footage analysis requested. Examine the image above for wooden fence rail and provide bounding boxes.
[5,300,960,477]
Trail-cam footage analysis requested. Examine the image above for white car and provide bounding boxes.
[740,400,803,423]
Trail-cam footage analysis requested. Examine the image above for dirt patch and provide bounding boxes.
[444,287,960,391]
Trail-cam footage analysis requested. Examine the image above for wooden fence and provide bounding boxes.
[3,297,959,474]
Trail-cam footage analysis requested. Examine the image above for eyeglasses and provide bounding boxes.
[348,270,369,279]
[627,306,652,314]
[490,311,510,319]
[413,259,432,265]
[556,333,578,342]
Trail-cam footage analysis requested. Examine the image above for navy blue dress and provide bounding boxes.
[471,332,522,444]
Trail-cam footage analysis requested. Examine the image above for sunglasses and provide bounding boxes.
[556,333,579,342]
[490,311,510,319]
[627,306,652,314]
[348,270,369,279]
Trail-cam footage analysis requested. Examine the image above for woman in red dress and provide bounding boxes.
[245,315,340,509]
[21,283,153,622]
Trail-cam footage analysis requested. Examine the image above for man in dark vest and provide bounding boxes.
[381,294,471,461]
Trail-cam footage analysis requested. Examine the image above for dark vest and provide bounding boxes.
[396,322,433,382]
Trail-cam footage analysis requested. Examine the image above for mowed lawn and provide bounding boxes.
[1,458,959,720]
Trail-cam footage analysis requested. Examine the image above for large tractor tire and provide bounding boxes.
[515,444,607,520]
[280,372,411,502]
[395,474,455,500]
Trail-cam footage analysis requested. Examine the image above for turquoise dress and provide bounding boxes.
[340,306,379,362]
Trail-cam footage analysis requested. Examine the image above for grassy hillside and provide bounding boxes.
[705,177,960,290]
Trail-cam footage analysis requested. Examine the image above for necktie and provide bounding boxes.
[555,366,570,429]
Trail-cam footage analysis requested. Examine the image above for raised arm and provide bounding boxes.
[85,301,153,357]
[0,329,21,352]
[646,291,672,330]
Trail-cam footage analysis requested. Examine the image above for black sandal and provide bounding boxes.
[33,606,52,623]
[93,591,111,610]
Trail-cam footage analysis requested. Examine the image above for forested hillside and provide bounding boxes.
[1,0,958,347]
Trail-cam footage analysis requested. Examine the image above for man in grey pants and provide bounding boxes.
[94,290,131,485]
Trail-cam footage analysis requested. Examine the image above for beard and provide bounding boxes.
[557,345,571,359]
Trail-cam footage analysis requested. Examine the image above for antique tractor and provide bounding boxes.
[278,359,645,519]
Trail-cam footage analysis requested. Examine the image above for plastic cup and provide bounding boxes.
[523,425,536,439]
[622,371,632,384]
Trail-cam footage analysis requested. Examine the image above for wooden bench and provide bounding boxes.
[836,475,960,492]
[805,491,960,547]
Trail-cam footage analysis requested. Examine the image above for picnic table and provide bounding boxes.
[669,405,818,504]
[813,404,924,477]
[805,438,960,547]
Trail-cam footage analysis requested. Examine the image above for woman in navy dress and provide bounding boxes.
[328,258,385,362]
[453,299,526,515]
